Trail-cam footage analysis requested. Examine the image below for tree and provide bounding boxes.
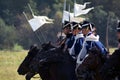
[0,18,17,49]
[0,0,120,49]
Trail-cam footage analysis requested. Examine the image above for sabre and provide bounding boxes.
[28,4,34,17]
[106,14,110,53]
[61,0,67,37]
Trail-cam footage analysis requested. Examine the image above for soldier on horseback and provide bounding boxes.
[77,21,108,64]
[117,21,120,49]
[62,21,84,60]
[57,21,74,50]
[69,22,84,59]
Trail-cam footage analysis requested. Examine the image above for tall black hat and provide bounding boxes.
[72,22,82,30]
[81,21,93,31]
[63,21,71,29]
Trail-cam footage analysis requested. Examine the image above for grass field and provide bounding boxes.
[0,48,117,80]
[0,50,41,80]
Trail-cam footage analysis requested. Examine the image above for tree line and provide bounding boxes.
[0,0,119,50]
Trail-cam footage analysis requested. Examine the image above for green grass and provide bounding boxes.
[0,50,40,80]
[0,48,117,80]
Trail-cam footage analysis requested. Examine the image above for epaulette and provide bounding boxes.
[85,34,99,41]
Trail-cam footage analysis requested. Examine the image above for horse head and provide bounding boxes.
[17,44,39,75]
[76,47,104,79]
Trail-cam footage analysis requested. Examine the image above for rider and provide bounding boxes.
[77,21,108,64]
[117,20,120,49]
[62,21,78,80]
[62,21,75,51]
[57,21,75,51]
[69,22,84,59]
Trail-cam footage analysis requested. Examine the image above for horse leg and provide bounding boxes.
[25,72,36,80]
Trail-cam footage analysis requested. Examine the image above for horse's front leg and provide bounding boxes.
[25,72,36,80]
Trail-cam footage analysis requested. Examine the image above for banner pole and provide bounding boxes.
[23,12,42,44]
[28,4,34,17]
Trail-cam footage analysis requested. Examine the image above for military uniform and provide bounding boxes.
[65,33,75,49]
[77,21,108,64]
[74,32,84,56]
[69,22,84,59]
[117,20,120,80]
[62,21,75,51]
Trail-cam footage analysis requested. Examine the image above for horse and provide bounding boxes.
[17,42,77,80]
[100,49,120,80]
[76,48,105,80]
[17,42,55,80]
[29,43,78,80]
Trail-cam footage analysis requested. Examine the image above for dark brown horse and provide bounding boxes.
[76,48,105,80]
[17,42,77,80]
[76,48,120,80]
[29,44,77,80]
[17,43,55,80]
